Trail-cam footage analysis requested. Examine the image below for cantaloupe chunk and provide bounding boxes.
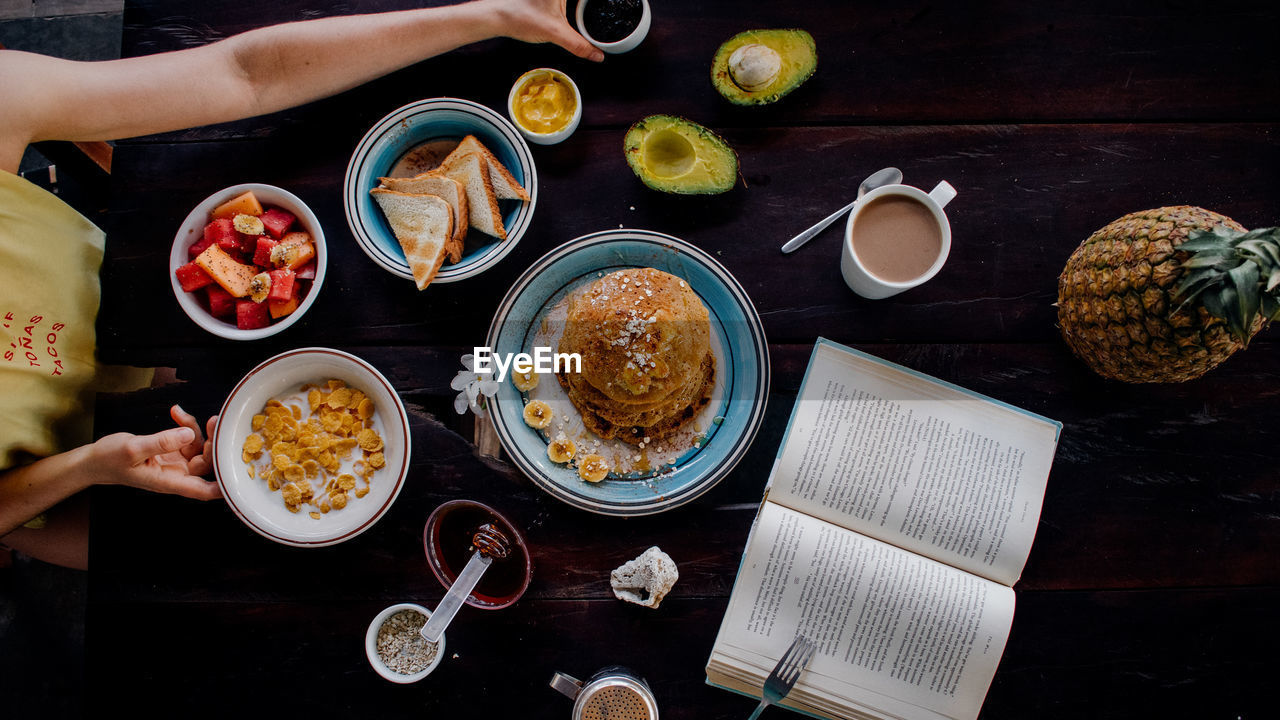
[270,240,316,270]
[211,191,264,219]
[194,244,257,298]
[268,295,299,319]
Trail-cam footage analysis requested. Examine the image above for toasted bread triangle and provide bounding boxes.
[442,135,530,202]
[369,189,453,290]
[433,153,506,240]
[376,173,468,262]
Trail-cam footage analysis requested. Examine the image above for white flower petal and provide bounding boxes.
[453,390,470,415]
[477,380,500,397]
[450,370,473,391]
[466,382,480,404]
[461,354,475,371]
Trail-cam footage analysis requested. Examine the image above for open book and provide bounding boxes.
[707,339,1061,720]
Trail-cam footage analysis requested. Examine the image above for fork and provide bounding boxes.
[747,635,818,719]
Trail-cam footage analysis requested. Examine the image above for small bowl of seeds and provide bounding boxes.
[365,603,444,683]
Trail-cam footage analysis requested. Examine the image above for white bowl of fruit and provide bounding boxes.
[170,183,326,340]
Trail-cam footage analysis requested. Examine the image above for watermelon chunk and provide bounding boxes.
[236,299,272,330]
[187,234,215,260]
[294,260,317,280]
[217,235,242,254]
[175,261,214,292]
[267,269,295,303]
[236,232,261,254]
[259,207,296,239]
[203,217,236,244]
[206,285,236,318]
[253,237,279,268]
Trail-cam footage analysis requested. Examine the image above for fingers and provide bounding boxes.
[127,426,196,464]
[188,454,212,477]
[170,404,206,460]
[202,415,219,474]
[153,473,223,502]
[552,21,604,61]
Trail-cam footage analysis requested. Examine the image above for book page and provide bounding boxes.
[768,340,1059,585]
[710,502,1015,720]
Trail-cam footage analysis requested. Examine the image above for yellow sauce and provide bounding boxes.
[513,73,576,134]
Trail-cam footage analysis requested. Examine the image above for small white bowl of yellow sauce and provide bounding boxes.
[507,68,581,146]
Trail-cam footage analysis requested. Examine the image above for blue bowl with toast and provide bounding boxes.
[344,97,538,285]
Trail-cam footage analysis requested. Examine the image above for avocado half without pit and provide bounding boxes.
[712,29,817,105]
[624,115,739,195]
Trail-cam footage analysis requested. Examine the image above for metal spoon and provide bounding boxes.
[419,522,511,643]
[780,167,903,254]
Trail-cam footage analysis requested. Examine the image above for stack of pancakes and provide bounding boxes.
[556,268,715,445]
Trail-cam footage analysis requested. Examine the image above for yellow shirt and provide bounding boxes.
[0,170,104,471]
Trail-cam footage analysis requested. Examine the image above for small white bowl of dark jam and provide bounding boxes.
[576,0,650,55]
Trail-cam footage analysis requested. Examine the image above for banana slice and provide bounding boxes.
[577,454,610,483]
[249,272,272,303]
[233,213,265,236]
[547,438,576,463]
[522,400,553,430]
[512,369,539,392]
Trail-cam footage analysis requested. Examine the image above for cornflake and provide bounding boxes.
[241,378,387,518]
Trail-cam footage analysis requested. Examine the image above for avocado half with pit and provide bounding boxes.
[712,29,817,106]
[624,115,739,195]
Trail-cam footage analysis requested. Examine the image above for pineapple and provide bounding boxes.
[1057,206,1278,383]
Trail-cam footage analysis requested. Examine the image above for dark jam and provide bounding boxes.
[430,503,530,607]
[584,0,642,43]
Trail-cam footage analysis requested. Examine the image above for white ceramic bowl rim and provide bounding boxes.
[506,68,583,134]
[169,183,328,341]
[365,603,444,683]
[507,68,582,141]
[212,347,411,547]
[576,0,652,48]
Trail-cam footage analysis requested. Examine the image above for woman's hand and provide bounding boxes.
[90,405,222,501]
[481,0,605,61]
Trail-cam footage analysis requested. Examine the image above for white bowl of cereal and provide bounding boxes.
[366,603,445,683]
[213,347,411,547]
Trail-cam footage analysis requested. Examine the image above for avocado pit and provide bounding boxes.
[728,44,782,91]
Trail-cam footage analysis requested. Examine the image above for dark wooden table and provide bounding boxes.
[89,1,1278,717]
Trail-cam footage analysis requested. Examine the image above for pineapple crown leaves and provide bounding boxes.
[1173,225,1280,343]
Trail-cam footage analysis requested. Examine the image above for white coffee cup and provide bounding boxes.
[840,181,957,299]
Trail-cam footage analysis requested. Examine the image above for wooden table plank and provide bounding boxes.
[84,589,1275,719]
[117,0,1280,145]
[89,339,1280,604]
[97,123,1280,353]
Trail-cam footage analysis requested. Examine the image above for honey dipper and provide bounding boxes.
[420,523,511,642]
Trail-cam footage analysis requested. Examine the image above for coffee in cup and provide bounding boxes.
[840,181,956,299]
[551,666,659,720]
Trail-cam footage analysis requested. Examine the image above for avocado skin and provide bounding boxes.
[624,115,739,195]
[712,29,818,106]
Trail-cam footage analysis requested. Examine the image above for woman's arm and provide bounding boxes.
[0,0,600,172]
[0,406,218,537]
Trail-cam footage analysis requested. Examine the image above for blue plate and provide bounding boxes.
[486,230,770,516]
[344,98,537,284]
